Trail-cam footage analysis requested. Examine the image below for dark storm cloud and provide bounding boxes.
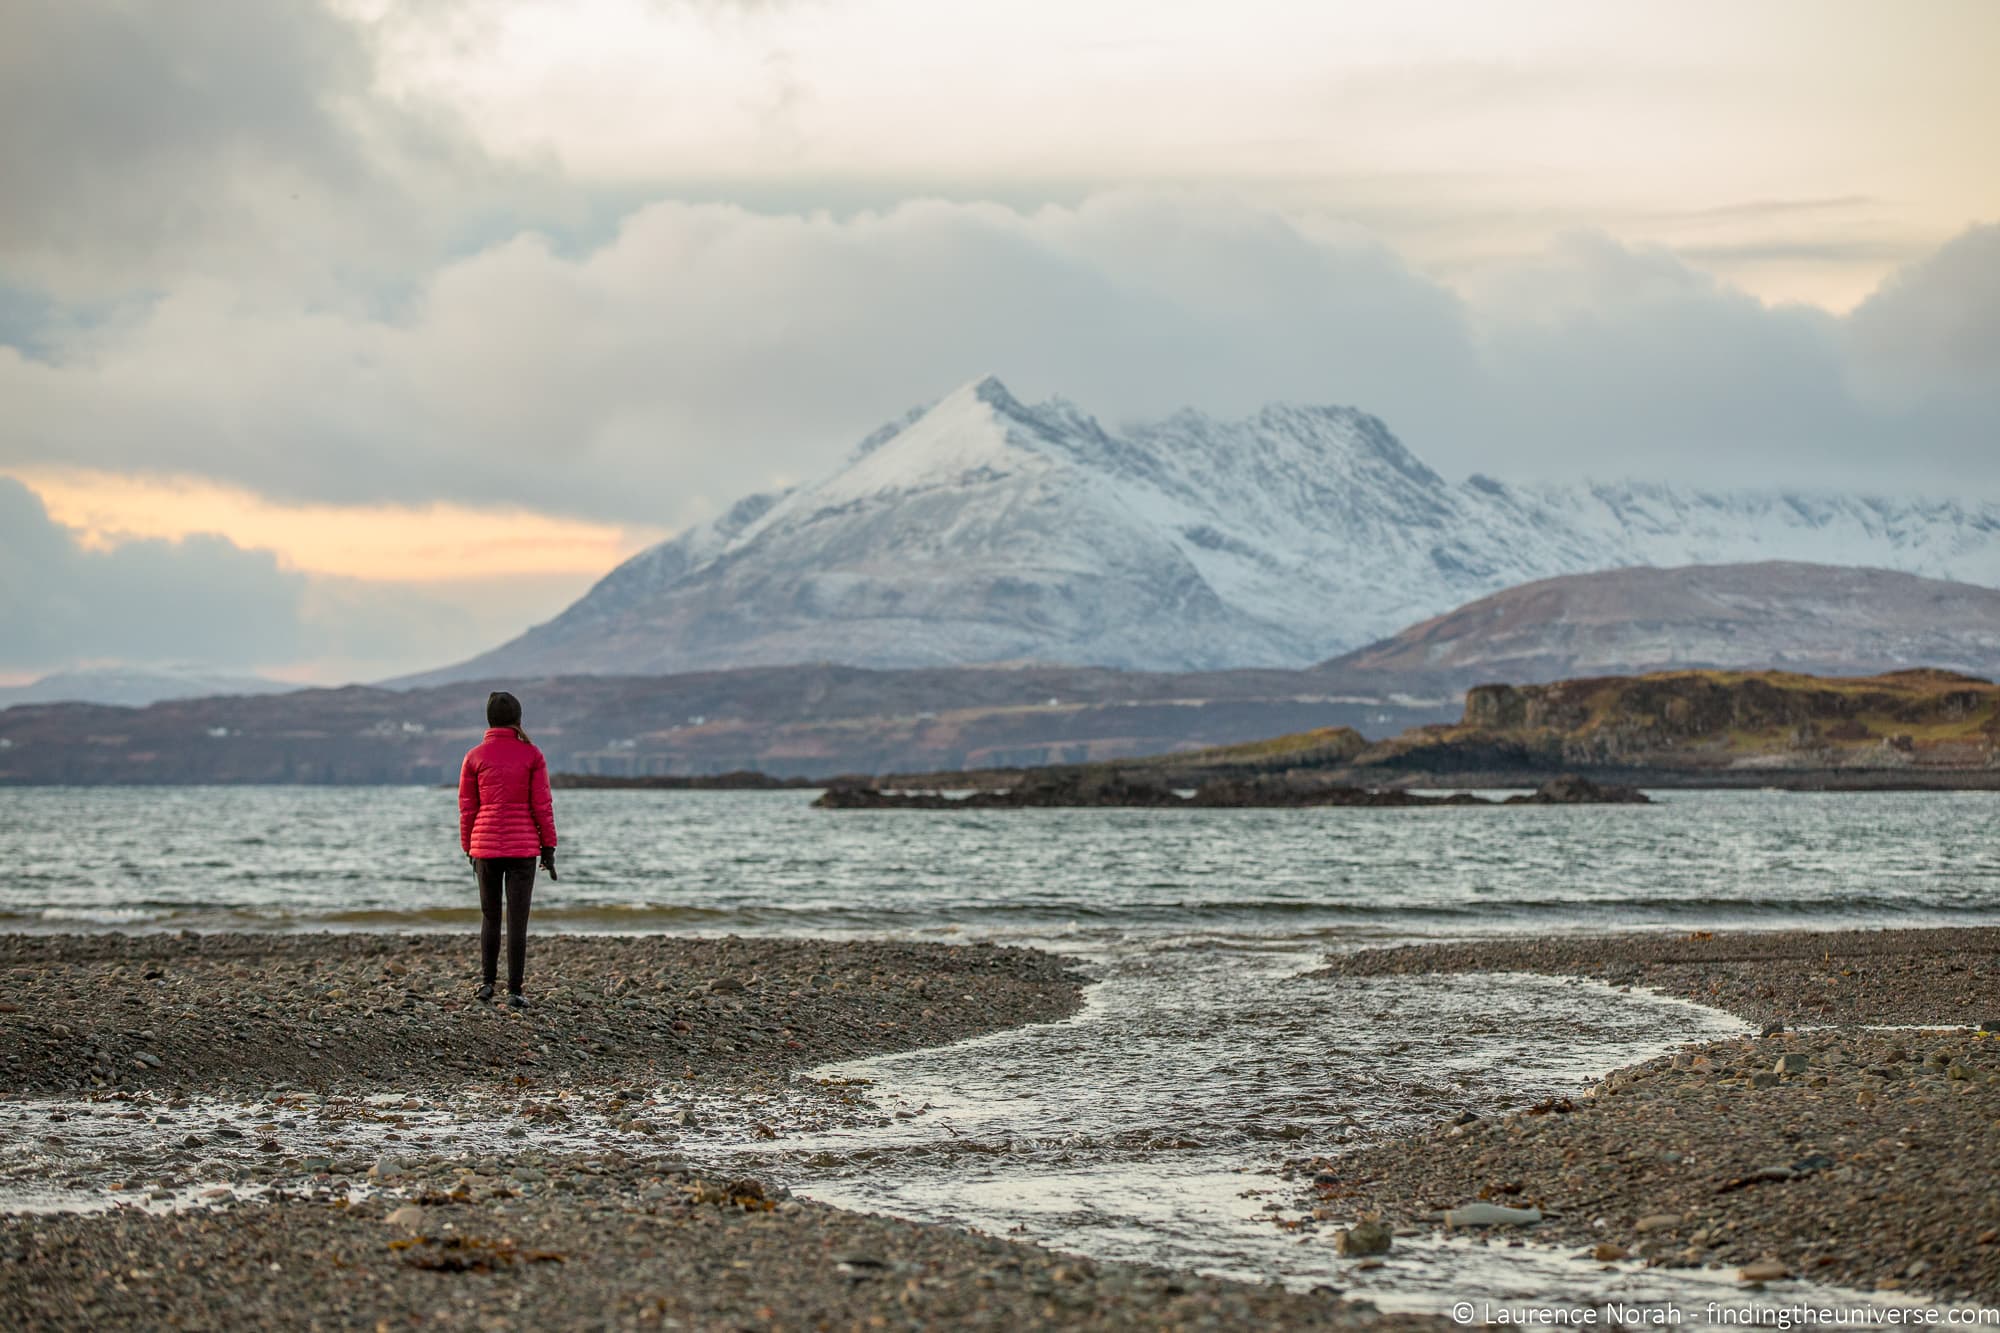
[0,0,515,296]
[0,478,307,671]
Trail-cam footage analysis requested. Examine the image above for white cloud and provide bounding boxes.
[8,0,1997,683]
[0,477,590,679]
[1844,223,2000,406]
[5,196,1998,537]
[0,477,305,671]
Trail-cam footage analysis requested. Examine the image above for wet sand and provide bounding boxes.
[0,932,1425,1330]
[1302,928,2000,1304]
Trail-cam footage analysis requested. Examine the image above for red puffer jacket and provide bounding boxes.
[459,728,558,859]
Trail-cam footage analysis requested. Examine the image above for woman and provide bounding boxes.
[457,690,558,1007]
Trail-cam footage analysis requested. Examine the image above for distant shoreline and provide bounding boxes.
[8,766,2000,790]
[549,770,823,790]
[809,767,2000,795]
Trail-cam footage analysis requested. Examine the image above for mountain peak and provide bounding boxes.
[904,374,1045,434]
[415,380,2000,684]
[922,374,1030,421]
[808,374,1061,504]
[968,373,1017,406]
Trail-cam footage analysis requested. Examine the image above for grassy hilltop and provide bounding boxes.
[881,669,2000,791]
[1364,668,2000,778]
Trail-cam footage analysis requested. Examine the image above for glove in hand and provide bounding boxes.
[539,846,558,880]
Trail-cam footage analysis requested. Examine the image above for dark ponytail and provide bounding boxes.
[486,690,530,744]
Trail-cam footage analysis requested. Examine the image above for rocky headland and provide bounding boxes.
[868,669,2000,794]
[1348,668,2000,787]
[813,772,1648,809]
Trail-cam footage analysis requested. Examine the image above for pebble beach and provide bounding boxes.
[1301,928,2000,1305]
[0,932,1086,1096]
[4,927,1998,1327]
[0,932,1424,1330]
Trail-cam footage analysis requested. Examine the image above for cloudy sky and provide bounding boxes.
[3,0,1997,683]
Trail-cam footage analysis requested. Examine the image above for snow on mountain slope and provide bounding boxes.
[418,376,2000,681]
[1323,562,2000,692]
[0,666,295,709]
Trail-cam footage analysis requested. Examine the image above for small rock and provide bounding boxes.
[384,1205,426,1228]
[1739,1261,1790,1283]
[1336,1221,1393,1257]
[1634,1214,1681,1233]
[810,974,833,988]
[1773,1053,1810,1075]
[1593,1244,1630,1262]
[1443,1202,1542,1228]
[708,977,747,995]
[1761,1020,1786,1038]
[1718,1165,1795,1192]
[368,1155,404,1180]
[1748,1072,1781,1089]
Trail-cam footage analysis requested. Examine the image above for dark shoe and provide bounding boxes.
[507,991,528,1010]
[476,984,495,1003]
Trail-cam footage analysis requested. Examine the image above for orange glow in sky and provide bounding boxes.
[13,468,667,582]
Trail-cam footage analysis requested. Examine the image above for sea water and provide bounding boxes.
[3,787,1997,1313]
[4,786,1997,934]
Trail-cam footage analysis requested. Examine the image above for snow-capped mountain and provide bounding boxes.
[0,665,295,709]
[421,376,2000,680]
[1323,562,2000,692]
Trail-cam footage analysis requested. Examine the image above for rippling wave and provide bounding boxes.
[5,786,1999,937]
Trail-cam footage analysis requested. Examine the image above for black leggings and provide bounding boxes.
[476,857,536,992]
